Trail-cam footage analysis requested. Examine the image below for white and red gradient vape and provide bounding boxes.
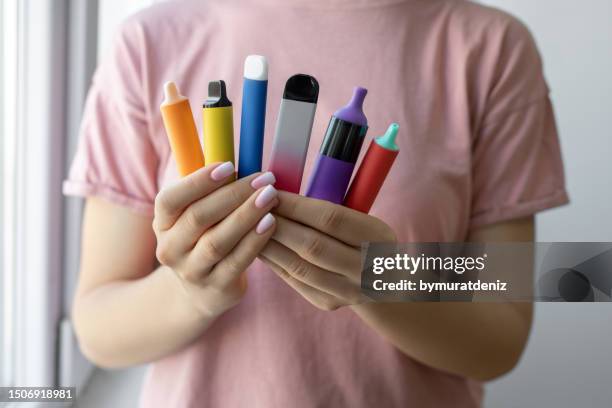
[267,74,319,193]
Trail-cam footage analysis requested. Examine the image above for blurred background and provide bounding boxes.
[1,0,611,406]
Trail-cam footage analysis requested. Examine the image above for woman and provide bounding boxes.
[65,0,568,406]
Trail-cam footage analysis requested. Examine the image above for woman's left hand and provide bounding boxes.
[259,191,396,311]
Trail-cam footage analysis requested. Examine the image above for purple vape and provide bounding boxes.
[305,87,368,204]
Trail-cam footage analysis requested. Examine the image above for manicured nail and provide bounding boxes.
[256,213,275,234]
[210,162,234,181]
[255,185,278,208]
[251,171,276,189]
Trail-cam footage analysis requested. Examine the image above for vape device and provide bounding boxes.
[344,123,399,213]
[160,81,205,176]
[305,87,368,204]
[203,80,235,168]
[238,55,268,178]
[267,74,319,193]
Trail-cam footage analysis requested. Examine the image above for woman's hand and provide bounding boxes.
[259,191,396,311]
[153,162,278,318]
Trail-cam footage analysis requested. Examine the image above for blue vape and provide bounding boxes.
[238,55,268,178]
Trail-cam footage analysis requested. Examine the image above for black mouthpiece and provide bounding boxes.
[283,74,319,104]
[204,80,232,108]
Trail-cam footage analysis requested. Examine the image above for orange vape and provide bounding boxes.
[160,81,205,176]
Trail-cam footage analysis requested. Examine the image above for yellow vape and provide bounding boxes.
[203,80,235,170]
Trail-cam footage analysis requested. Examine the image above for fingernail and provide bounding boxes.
[210,162,235,181]
[255,185,278,208]
[256,213,275,234]
[250,171,276,189]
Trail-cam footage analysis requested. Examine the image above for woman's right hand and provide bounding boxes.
[153,161,278,319]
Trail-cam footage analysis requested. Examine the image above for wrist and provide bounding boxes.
[162,265,225,323]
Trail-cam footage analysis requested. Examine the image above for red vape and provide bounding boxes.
[344,123,399,213]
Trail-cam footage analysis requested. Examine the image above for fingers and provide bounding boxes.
[207,214,277,289]
[259,255,344,311]
[163,171,276,256]
[272,216,361,280]
[273,191,396,246]
[260,241,364,305]
[184,185,279,278]
[154,161,236,231]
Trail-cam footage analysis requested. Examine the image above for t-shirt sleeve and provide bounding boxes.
[470,18,569,228]
[63,19,159,216]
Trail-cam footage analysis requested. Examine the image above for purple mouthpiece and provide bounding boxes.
[333,86,368,127]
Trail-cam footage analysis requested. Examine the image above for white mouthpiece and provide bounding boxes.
[162,81,186,105]
[244,55,268,81]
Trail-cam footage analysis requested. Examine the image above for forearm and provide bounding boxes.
[73,264,215,368]
[351,302,532,381]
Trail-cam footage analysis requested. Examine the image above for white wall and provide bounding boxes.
[89,1,612,407]
[480,1,612,406]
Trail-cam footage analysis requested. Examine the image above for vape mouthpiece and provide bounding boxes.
[162,81,185,104]
[376,123,400,151]
[334,86,368,126]
[348,87,368,109]
[204,80,232,108]
[283,74,319,103]
[244,55,268,81]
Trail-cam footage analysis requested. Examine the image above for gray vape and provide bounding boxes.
[267,74,319,193]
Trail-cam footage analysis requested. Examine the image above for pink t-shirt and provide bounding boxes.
[65,0,569,406]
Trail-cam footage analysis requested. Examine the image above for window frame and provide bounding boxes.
[1,0,20,389]
[1,0,78,394]
[1,0,119,396]
[6,0,67,389]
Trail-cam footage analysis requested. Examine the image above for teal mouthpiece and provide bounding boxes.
[375,123,399,151]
